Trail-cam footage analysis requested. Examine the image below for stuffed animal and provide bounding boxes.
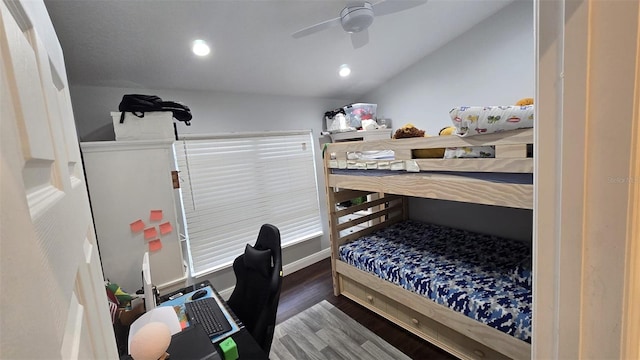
[439,126,456,136]
[516,97,534,106]
[393,124,456,158]
[392,123,425,139]
[106,281,137,306]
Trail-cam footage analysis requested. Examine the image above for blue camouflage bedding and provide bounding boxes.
[338,220,532,343]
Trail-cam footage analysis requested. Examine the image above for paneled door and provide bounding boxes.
[0,1,118,358]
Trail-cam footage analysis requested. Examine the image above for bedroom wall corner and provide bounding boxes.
[70,85,349,289]
[362,0,535,137]
[360,0,535,242]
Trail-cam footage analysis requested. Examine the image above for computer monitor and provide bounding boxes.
[142,252,156,311]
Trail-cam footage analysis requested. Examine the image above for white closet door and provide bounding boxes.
[0,1,117,358]
[81,140,186,294]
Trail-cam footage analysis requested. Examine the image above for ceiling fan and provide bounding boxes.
[291,0,428,49]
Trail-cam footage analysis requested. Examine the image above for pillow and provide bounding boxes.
[243,244,272,278]
[449,105,534,137]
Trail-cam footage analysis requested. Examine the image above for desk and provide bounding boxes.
[160,281,268,360]
[123,281,268,360]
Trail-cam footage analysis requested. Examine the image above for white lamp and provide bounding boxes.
[129,322,171,360]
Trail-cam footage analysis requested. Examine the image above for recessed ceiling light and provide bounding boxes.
[339,64,351,77]
[192,39,210,56]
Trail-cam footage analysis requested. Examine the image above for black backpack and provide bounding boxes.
[118,94,192,126]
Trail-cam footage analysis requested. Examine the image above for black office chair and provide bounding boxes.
[227,224,283,354]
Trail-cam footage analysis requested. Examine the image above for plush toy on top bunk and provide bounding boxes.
[391,123,425,139]
[391,122,496,159]
[516,97,534,106]
[392,123,481,159]
[392,123,456,158]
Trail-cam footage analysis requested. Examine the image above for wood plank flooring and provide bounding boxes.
[271,300,411,360]
[277,258,458,360]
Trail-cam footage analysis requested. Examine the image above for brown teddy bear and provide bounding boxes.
[392,123,425,139]
[393,124,456,158]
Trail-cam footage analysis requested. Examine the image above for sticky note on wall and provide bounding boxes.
[130,219,145,233]
[149,239,162,252]
[144,227,158,239]
[150,210,163,222]
[159,221,172,235]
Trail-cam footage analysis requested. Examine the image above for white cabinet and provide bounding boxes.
[81,140,185,293]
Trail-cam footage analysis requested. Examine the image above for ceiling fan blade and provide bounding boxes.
[350,29,369,49]
[371,0,428,17]
[292,17,342,39]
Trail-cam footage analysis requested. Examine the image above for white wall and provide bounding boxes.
[72,0,535,292]
[72,85,350,290]
[364,0,534,242]
[365,0,534,136]
[70,85,349,141]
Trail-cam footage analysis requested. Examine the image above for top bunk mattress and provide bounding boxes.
[338,220,532,343]
[330,169,533,184]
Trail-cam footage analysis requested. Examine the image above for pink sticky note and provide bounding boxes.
[144,227,158,240]
[159,221,173,235]
[150,210,163,222]
[130,219,145,233]
[149,239,162,252]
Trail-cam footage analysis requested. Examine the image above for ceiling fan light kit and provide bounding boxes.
[291,0,427,49]
[340,2,374,33]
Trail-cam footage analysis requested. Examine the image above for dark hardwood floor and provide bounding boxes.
[276,258,458,360]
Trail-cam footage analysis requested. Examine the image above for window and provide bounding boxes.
[175,131,323,277]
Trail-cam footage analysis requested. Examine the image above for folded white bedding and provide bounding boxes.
[347,150,395,160]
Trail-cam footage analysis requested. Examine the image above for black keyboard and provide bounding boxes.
[185,297,232,338]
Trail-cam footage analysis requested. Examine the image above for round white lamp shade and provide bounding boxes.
[129,322,172,360]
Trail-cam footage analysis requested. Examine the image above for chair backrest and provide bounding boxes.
[227,224,283,354]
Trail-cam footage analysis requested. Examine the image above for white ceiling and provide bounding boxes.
[44,0,513,99]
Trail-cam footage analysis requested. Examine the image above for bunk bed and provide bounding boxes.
[323,127,533,360]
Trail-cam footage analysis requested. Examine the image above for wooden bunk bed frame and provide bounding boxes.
[323,128,533,360]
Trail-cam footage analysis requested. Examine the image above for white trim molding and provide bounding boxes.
[217,248,331,300]
[535,0,640,358]
[282,247,331,277]
[622,3,640,359]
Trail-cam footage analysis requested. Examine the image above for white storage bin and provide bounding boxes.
[111,111,175,141]
[344,103,377,129]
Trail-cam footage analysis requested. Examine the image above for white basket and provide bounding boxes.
[344,103,377,129]
[111,112,174,141]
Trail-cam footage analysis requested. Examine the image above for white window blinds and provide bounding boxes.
[175,131,323,277]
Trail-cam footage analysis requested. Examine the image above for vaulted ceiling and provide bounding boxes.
[45,0,513,99]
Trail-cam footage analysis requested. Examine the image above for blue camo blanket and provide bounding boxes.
[338,220,532,343]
